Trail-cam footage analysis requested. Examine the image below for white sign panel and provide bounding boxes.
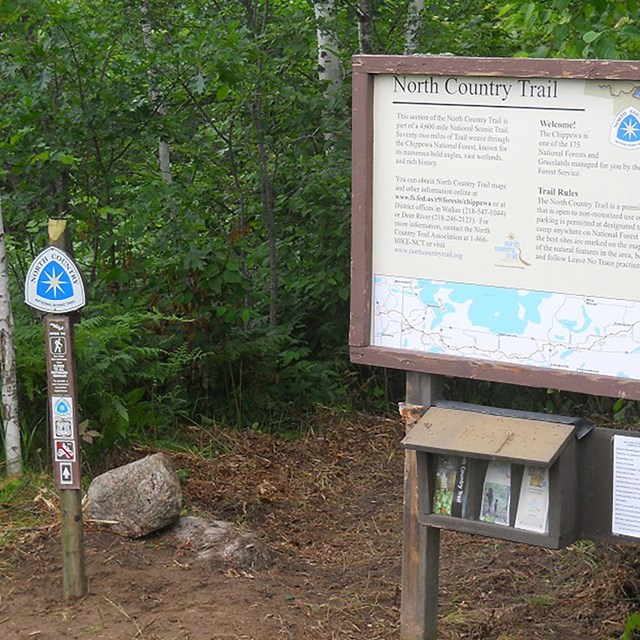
[25,246,85,313]
[612,435,640,539]
[372,74,640,381]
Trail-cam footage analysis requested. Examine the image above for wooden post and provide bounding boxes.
[60,488,87,598]
[401,372,443,640]
[46,221,87,599]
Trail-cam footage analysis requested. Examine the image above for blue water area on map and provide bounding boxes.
[416,280,456,328]
[618,371,629,378]
[428,346,444,354]
[558,306,592,334]
[560,350,573,359]
[417,280,552,334]
[554,334,565,341]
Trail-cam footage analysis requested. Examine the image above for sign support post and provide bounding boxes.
[400,372,443,640]
[25,220,87,599]
[45,314,86,598]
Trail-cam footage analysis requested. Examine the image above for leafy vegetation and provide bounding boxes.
[0,0,638,473]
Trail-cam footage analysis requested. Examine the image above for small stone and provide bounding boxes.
[168,516,272,570]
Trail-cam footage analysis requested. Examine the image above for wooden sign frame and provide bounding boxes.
[350,56,640,400]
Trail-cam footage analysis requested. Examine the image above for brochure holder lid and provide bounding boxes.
[402,406,577,466]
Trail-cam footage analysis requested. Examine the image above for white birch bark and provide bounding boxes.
[404,0,425,54]
[313,0,343,98]
[0,196,22,475]
[141,0,173,185]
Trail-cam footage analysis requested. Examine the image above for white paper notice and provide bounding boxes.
[612,435,640,538]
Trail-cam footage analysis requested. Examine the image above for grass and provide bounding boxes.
[0,473,59,551]
[523,594,555,609]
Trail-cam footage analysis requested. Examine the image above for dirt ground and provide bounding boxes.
[1,412,639,639]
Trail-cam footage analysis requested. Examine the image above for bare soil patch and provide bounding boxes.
[1,413,638,639]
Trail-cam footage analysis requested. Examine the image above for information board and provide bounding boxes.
[350,56,640,399]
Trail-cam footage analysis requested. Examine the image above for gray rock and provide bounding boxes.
[86,453,183,538]
[168,516,272,570]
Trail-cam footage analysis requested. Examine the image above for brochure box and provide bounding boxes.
[402,404,592,549]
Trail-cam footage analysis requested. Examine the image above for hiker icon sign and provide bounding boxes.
[24,247,85,313]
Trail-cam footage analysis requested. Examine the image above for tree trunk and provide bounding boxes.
[405,0,425,54]
[252,84,278,328]
[0,196,22,476]
[141,0,173,185]
[357,0,374,54]
[313,0,343,98]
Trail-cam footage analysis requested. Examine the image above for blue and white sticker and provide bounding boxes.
[611,106,640,149]
[52,396,73,418]
[24,246,85,313]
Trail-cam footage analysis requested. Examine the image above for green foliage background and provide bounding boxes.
[0,0,638,466]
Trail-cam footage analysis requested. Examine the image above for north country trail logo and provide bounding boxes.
[494,233,531,269]
[611,106,640,149]
[24,246,85,313]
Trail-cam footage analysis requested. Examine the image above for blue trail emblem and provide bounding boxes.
[611,106,640,149]
[36,261,73,300]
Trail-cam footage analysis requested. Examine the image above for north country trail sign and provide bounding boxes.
[349,55,640,401]
[24,246,85,314]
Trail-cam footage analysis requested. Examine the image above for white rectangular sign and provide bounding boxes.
[612,434,640,539]
[371,73,640,381]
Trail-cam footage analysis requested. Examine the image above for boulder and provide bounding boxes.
[169,516,272,570]
[86,453,183,538]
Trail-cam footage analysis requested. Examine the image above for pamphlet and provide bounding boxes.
[451,457,469,518]
[433,455,458,516]
[515,465,550,533]
[433,455,469,517]
[480,461,511,526]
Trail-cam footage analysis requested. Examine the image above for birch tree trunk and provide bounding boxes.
[141,0,173,185]
[313,0,343,98]
[0,197,22,476]
[404,0,425,54]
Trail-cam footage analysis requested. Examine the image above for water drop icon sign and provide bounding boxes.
[56,400,70,415]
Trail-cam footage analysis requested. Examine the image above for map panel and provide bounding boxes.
[374,275,640,379]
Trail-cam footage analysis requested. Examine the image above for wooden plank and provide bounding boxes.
[352,55,640,80]
[349,68,374,347]
[350,345,640,401]
[421,514,566,549]
[401,372,443,640]
[403,407,575,466]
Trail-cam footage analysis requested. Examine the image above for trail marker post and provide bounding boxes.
[25,220,87,599]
